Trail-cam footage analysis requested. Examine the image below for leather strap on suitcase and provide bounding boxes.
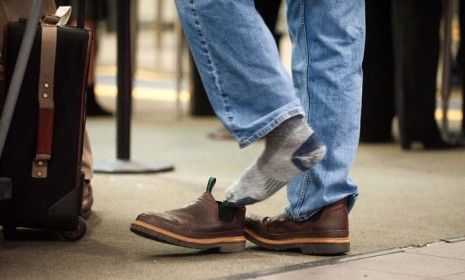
[1,1,80,176]
[32,25,57,178]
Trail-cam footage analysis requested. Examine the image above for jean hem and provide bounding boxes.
[238,106,305,148]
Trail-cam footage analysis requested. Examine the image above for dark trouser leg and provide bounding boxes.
[360,0,395,142]
[391,0,442,148]
[254,0,282,48]
[460,1,465,132]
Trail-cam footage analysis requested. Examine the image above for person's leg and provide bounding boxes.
[244,0,364,255]
[81,130,94,219]
[175,0,326,205]
[360,0,395,143]
[81,131,93,182]
[130,0,327,252]
[285,0,365,221]
[175,0,302,146]
[191,0,283,118]
[391,0,443,149]
[459,1,465,133]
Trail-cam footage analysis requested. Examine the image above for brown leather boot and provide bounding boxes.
[81,180,93,219]
[130,178,246,253]
[245,199,350,255]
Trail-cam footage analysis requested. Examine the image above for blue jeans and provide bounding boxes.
[175,0,365,220]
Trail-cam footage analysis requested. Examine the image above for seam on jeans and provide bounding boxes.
[239,107,304,147]
[188,0,237,134]
[295,171,310,215]
[294,0,312,214]
[301,0,311,124]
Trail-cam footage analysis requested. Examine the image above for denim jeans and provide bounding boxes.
[175,0,365,220]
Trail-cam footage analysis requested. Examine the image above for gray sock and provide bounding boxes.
[225,116,326,205]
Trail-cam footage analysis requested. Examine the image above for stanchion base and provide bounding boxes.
[93,159,174,174]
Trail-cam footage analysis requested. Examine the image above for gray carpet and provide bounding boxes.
[1,116,465,280]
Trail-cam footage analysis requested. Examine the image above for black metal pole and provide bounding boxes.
[116,0,132,160]
[93,0,174,174]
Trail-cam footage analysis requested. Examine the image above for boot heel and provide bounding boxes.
[300,243,350,255]
[219,242,246,253]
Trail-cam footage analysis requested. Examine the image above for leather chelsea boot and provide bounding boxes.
[130,178,246,253]
[245,199,350,255]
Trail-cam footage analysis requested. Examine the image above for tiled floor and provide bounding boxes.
[255,241,465,280]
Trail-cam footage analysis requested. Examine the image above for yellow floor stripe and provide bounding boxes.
[96,66,172,81]
[95,84,190,102]
[95,82,463,122]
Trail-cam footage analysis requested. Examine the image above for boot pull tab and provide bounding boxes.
[206,177,216,193]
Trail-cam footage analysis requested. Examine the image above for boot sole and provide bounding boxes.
[245,228,350,255]
[130,220,246,253]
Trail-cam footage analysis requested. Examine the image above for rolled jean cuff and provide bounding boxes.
[238,105,305,148]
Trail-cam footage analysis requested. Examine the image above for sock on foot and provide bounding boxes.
[224,116,326,205]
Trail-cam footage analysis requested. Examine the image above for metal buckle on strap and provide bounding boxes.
[32,155,51,178]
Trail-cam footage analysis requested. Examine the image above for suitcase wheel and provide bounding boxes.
[2,224,17,240]
[59,216,86,241]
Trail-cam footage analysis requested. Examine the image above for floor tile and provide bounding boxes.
[256,264,427,280]
[432,272,465,280]
[406,241,465,260]
[342,252,465,278]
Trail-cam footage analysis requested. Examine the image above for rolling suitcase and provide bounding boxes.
[0,0,91,241]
